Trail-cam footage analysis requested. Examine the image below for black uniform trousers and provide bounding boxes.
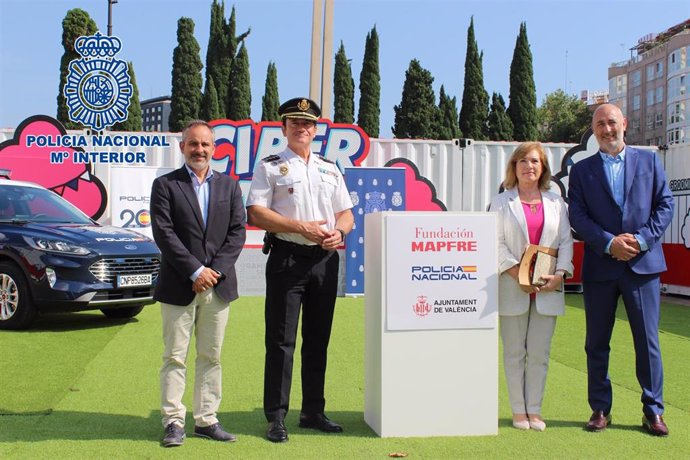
[263,239,339,422]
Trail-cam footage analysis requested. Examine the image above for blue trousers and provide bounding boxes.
[583,267,664,416]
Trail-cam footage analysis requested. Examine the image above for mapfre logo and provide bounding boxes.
[412,295,430,317]
[63,32,132,131]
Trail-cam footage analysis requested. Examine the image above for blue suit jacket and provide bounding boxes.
[568,146,673,282]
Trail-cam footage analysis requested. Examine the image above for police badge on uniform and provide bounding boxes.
[63,32,132,131]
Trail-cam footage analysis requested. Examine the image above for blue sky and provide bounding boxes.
[1,0,689,137]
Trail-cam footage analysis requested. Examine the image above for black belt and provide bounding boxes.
[271,238,329,258]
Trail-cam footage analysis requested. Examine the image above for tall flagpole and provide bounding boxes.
[309,0,323,104]
[320,0,334,119]
[309,0,333,118]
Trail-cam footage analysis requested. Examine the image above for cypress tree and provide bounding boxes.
[228,43,251,120]
[225,6,251,115]
[111,61,142,131]
[261,62,280,121]
[508,22,538,141]
[200,76,221,122]
[57,8,97,129]
[458,17,489,140]
[392,59,436,139]
[486,92,513,141]
[205,0,230,118]
[169,17,203,132]
[435,85,461,140]
[357,26,380,137]
[333,41,355,123]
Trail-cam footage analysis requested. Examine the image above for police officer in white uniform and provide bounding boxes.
[246,97,354,443]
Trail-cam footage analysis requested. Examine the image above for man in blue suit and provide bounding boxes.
[569,104,673,436]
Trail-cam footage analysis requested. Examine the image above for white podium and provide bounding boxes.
[364,211,498,437]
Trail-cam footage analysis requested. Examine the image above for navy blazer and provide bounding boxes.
[151,166,246,305]
[568,146,673,282]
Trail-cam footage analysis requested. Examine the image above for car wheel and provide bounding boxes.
[0,261,38,330]
[100,305,145,319]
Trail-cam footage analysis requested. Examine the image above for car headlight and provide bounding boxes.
[23,236,91,255]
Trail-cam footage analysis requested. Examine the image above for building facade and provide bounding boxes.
[141,96,171,132]
[608,19,690,146]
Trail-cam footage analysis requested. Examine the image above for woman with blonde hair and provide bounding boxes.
[489,142,573,431]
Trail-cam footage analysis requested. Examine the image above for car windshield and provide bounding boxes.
[0,185,93,224]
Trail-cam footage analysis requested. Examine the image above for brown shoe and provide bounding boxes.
[585,410,611,432]
[642,414,668,436]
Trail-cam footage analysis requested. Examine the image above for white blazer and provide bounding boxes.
[489,188,574,316]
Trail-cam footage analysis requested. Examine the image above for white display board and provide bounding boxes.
[365,211,498,438]
[385,213,497,331]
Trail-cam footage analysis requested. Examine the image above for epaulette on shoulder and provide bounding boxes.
[317,155,335,164]
[262,155,281,163]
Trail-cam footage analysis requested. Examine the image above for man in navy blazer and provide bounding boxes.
[151,120,246,446]
[569,104,673,436]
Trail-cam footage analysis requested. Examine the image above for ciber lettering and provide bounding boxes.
[25,135,169,148]
[415,227,474,239]
[209,120,369,179]
[411,265,478,281]
[411,240,477,252]
[669,178,690,192]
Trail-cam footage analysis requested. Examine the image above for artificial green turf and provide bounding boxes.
[0,295,688,458]
[0,313,132,414]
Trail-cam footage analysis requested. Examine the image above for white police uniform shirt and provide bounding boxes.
[246,148,353,245]
[247,147,353,246]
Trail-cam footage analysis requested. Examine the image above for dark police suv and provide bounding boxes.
[0,176,160,329]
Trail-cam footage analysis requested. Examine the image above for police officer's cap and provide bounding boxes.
[279,97,321,121]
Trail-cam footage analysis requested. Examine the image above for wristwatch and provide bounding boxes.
[336,228,346,243]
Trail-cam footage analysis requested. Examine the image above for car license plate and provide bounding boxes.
[117,274,152,288]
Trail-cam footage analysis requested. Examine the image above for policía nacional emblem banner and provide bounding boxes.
[344,167,406,295]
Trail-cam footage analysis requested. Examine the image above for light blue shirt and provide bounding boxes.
[600,150,625,209]
[600,149,648,253]
[184,164,214,281]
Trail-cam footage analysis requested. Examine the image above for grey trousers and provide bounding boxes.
[500,300,557,415]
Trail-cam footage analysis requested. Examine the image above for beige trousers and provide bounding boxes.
[160,289,229,428]
[500,300,557,415]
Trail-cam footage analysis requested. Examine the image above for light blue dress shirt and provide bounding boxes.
[600,149,648,253]
[185,164,214,281]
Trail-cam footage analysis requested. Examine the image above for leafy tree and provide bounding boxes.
[486,92,513,141]
[435,85,461,140]
[169,17,203,132]
[205,0,231,118]
[537,89,591,142]
[261,62,280,121]
[508,22,538,141]
[225,6,251,115]
[333,41,355,123]
[57,8,97,129]
[357,26,380,137]
[392,59,437,139]
[200,76,221,122]
[458,17,489,140]
[111,61,142,131]
[228,43,251,120]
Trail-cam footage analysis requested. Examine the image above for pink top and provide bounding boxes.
[522,201,544,299]
[522,201,544,244]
